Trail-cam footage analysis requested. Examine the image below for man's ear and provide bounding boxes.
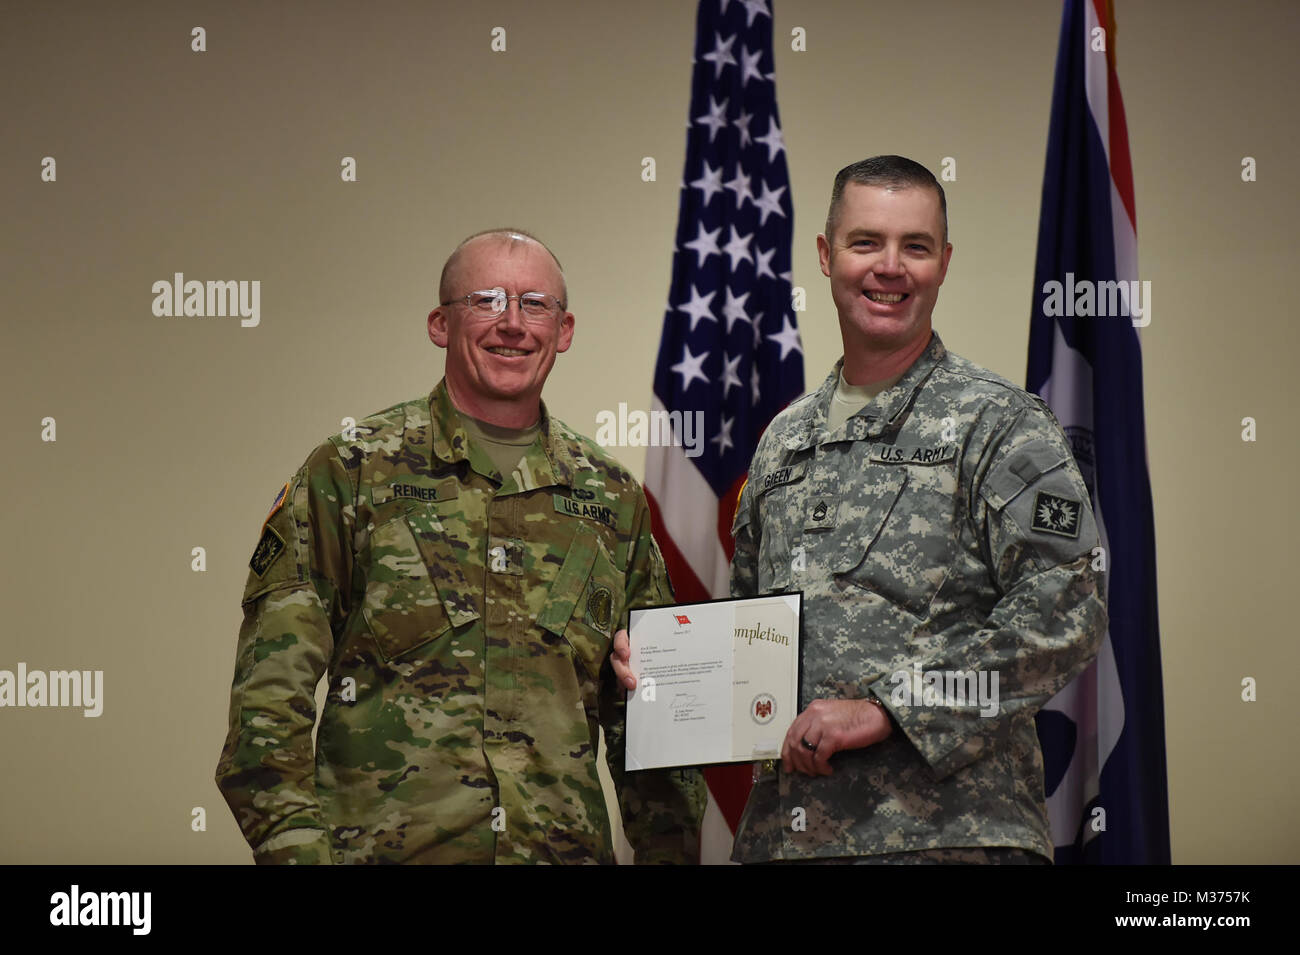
[428,306,449,347]
[937,242,953,286]
[556,311,575,354]
[816,233,832,277]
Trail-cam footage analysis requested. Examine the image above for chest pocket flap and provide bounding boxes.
[536,524,623,681]
[833,451,957,617]
[828,467,907,574]
[363,507,479,662]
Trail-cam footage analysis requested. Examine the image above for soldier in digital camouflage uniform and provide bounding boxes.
[616,156,1107,864]
[732,157,1107,863]
[215,229,705,864]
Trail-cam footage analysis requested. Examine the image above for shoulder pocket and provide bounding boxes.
[362,508,479,662]
[241,477,308,606]
[978,438,1068,511]
[730,486,752,539]
[979,438,1096,567]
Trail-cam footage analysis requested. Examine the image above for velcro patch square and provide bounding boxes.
[250,524,286,577]
[1030,491,1082,538]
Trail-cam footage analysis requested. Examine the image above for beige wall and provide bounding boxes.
[2,0,1295,863]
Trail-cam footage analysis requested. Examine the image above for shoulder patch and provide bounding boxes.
[1030,491,1082,538]
[264,481,290,525]
[249,524,287,577]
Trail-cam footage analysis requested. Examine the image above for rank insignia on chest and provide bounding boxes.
[249,524,286,577]
[804,498,839,531]
[1030,491,1082,538]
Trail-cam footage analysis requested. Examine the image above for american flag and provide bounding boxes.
[1028,0,1170,863]
[644,0,804,862]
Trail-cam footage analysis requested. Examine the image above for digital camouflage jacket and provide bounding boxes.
[730,332,1106,862]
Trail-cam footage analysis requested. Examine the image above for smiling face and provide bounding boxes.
[428,235,574,426]
[817,183,953,357]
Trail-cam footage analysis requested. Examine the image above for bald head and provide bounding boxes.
[438,229,567,307]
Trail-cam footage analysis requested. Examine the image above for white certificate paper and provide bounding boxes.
[624,594,801,771]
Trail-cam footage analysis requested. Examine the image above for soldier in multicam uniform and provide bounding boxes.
[216,229,704,864]
[616,157,1107,863]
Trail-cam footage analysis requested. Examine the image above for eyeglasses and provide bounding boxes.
[441,287,566,322]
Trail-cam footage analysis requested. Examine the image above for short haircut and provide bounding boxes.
[824,156,948,246]
[438,228,567,306]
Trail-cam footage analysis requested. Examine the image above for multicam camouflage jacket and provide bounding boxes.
[729,332,1107,862]
[216,381,704,864]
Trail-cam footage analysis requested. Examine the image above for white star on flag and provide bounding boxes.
[702,32,737,78]
[768,314,803,359]
[721,287,752,333]
[753,180,787,225]
[676,285,717,331]
[734,108,754,147]
[695,94,729,143]
[721,353,744,398]
[740,0,771,28]
[739,45,765,86]
[690,160,725,206]
[671,343,710,391]
[755,118,785,160]
[722,226,754,269]
[684,224,722,267]
[724,166,754,209]
[710,414,736,454]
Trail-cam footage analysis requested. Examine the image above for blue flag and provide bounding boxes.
[1028,0,1170,864]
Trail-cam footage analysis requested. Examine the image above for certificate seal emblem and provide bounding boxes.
[751,693,776,725]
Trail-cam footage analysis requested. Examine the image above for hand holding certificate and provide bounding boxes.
[623,594,801,771]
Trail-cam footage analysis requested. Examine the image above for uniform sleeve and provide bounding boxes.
[214,441,355,864]
[875,405,1108,780]
[599,488,706,864]
[729,471,760,599]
